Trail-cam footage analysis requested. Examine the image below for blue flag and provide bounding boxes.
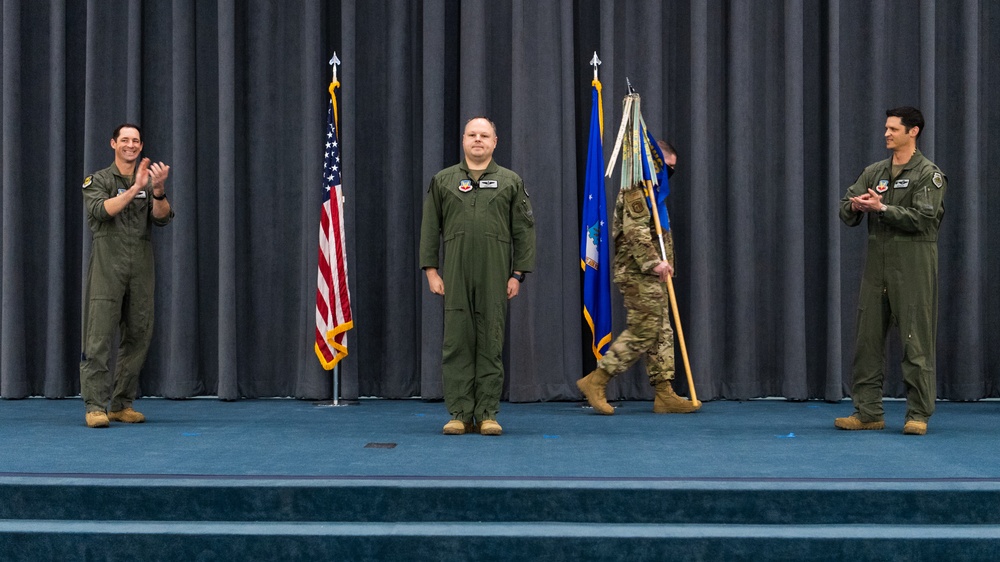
[581,81,613,359]
[639,125,670,232]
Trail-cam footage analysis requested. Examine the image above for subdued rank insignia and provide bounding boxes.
[875,179,889,194]
[82,175,93,188]
[893,179,909,189]
[932,172,943,188]
[458,179,473,193]
[479,180,498,189]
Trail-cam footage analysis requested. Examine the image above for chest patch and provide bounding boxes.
[458,179,473,193]
[875,179,889,194]
[893,179,909,189]
[479,180,498,189]
[118,188,147,199]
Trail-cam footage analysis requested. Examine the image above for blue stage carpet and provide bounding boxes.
[1,397,998,480]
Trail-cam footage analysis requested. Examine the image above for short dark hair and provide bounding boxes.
[657,140,677,159]
[464,116,497,136]
[885,107,923,139]
[112,123,142,142]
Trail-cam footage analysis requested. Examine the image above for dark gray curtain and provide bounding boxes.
[2,0,997,403]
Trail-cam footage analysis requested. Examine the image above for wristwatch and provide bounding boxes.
[878,203,887,216]
[153,192,167,200]
[510,272,526,283]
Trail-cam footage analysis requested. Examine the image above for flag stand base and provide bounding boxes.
[313,399,358,407]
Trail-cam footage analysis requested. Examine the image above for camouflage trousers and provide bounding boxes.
[597,275,674,384]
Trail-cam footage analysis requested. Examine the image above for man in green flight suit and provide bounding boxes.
[419,117,536,436]
[835,107,946,436]
[80,123,174,428]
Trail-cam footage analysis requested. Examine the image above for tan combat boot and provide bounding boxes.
[479,419,503,436]
[85,411,110,428]
[108,408,145,423]
[902,420,927,435]
[653,381,699,413]
[834,415,885,430]
[443,420,470,435]
[577,368,614,415]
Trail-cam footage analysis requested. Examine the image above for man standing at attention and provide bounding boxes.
[80,124,174,428]
[835,107,946,436]
[577,140,699,416]
[419,117,536,436]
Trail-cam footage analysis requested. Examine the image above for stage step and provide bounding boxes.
[2,478,999,560]
[2,520,999,561]
[4,479,1000,525]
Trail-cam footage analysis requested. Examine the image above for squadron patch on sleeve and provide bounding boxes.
[624,189,648,218]
[932,172,943,188]
[82,175,93,188]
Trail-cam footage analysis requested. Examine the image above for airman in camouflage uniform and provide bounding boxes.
[577,143,698,415]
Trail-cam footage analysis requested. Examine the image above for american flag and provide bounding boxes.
[315,84,353,369]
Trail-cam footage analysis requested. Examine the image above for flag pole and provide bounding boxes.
[331,52,342,407]
[642,178,699,408]
[315,51,351,408]
[631,90,701,408]
[589,52,602,134]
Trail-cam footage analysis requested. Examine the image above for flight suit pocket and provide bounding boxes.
[86,297,121,349]
[518,198,534,226]
[488,301,506,356]
[902,304,932,361]
[912,186,934,216]
[486,232,511,243]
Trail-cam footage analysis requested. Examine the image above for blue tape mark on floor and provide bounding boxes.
[776,433,796,438]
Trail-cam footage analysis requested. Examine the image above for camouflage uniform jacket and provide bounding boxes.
[612,185,673,282]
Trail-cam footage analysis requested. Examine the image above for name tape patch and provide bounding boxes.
[118,188,147,199]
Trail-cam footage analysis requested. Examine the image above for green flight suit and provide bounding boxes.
[839,149,946,423]
[597,187,676,384]
[419,159,535,423]
[79,163,174,413]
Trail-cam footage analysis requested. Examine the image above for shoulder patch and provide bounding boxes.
[932,172,943,188]
[82,175,93,188]
[624,188,648,218]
